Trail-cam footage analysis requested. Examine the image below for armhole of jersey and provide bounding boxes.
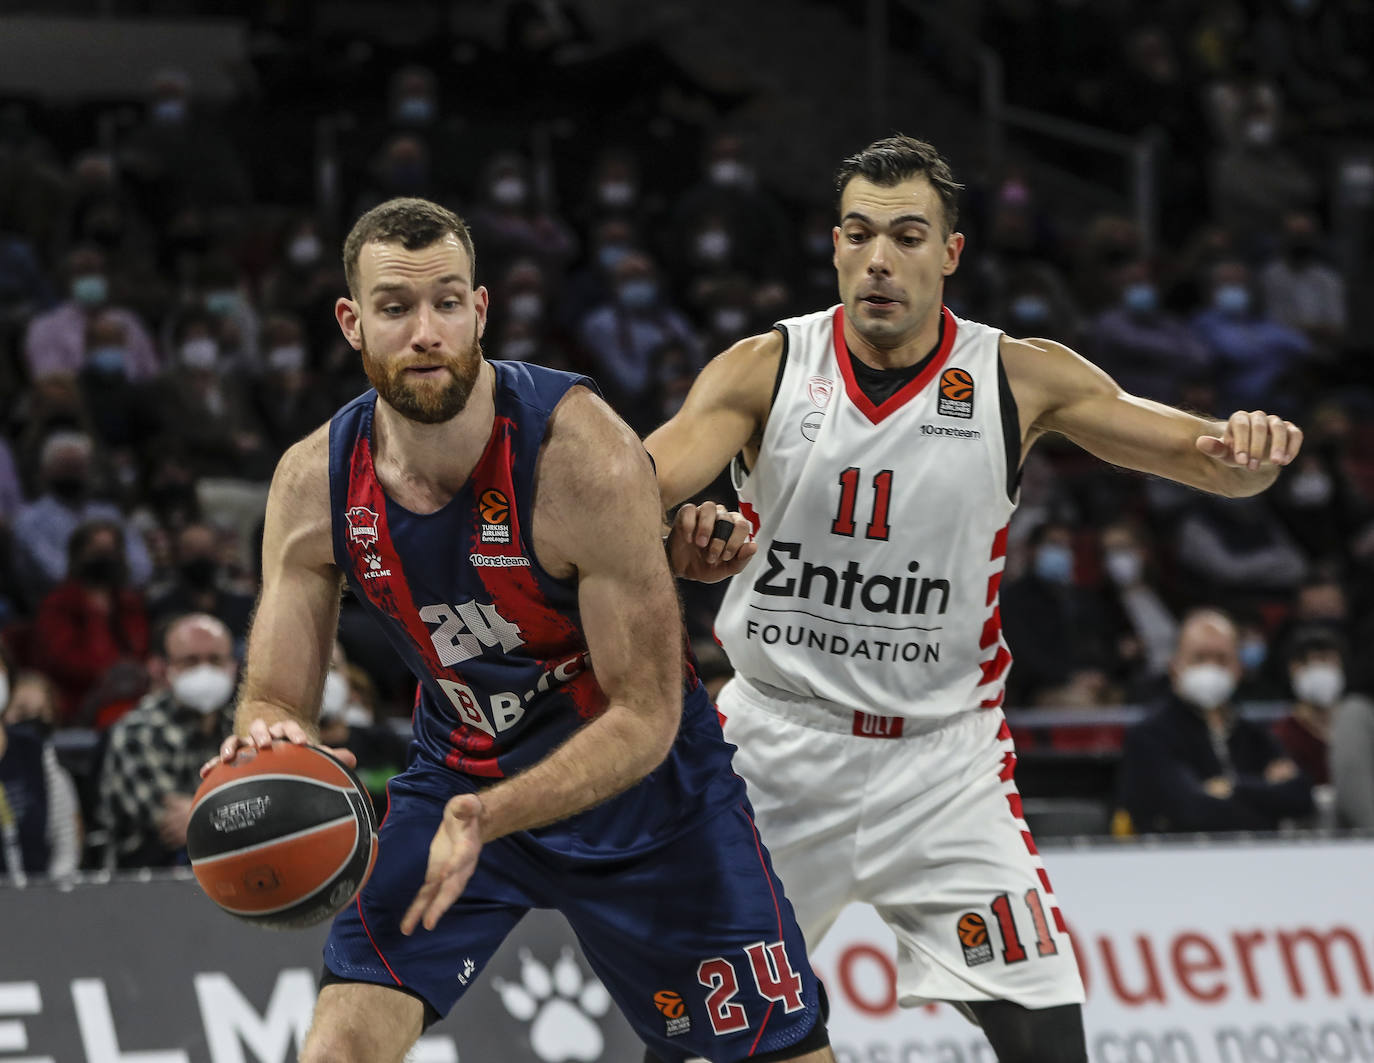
[997,351,1022,502]
[733,325,790,480]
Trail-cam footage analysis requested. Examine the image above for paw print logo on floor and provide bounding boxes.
[493,947,612,1062]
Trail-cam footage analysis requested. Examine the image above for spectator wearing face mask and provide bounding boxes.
[157,313,274,483]
[0,646,81,882]
[561,217,640,326]
[251,314,335,456]
[317,642,406,811]
[575,251,701,432]
[1118,608,1314,833]
[1331,685,1374,830]
[22,245,160,383]
[147,522,255,647]
[1085,259,1214,406]
[1190,259,1311,415]
[465,152,577,284]
[1259,212,1347,353]
[195,256,261,371]
[1001,520,1116,707]
[32,518,150,727]
[1209,98,1319,252]
[96,613,238,867]
[1096,521,1179,697]
[668,132,790,280]
[11,430,154,606]
[1275,627,1350,785]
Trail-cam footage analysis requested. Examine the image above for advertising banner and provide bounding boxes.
[3,839,1372,1062]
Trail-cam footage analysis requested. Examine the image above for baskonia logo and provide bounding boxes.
[479,488,512,544]
[344,506,379,544]
[938,367,974,418]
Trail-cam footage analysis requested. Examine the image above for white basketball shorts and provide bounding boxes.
[716,675,1085,1011]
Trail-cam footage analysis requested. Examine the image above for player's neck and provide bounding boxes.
[372,361,496,503]
[844,306,943,371]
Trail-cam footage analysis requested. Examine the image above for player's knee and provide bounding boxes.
[970,1001,1086,1063]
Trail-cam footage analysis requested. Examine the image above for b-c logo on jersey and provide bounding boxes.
[345,506,379,544]
[938,367,974,419]
[479,488,512,544]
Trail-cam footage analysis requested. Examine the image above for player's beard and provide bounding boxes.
[360,324,484,425]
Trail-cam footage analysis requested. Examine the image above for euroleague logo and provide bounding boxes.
[937,367,974,419]
[957,912,994,967]
[479,488,512,544]
[653,989,692,1037]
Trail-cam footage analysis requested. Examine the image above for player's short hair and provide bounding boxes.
[835,135,963,235]
[343,197,477,296]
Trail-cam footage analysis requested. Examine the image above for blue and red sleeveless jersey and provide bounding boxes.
[327,360,738,857]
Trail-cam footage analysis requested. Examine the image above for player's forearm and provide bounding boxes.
[474,698,680,842]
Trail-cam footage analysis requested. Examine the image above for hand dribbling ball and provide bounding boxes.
[189,742,379,929]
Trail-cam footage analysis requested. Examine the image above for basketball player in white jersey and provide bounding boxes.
[645,136,1303,1061]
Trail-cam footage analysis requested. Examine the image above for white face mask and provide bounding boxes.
[0,673,9,716]
[1293,663,1344,708]
[180,338,219,370]
[320,670,349,720]
[507,292,544,323]
[1104,549,1142,587]
[1175,662,1237,711]
[171,664,235,715]
[343,704,374,728]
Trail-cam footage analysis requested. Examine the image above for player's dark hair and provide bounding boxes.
[343,197,477,296]
[835,135,963,235]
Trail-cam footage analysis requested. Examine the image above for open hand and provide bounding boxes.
[200,716,358,778]
[666,502,757,584]
[401,793,486,935]
[1196,412,1303,472]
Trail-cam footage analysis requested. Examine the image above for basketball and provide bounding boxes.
[188,743,379,930]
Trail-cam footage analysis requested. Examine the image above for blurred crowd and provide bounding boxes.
[1,0,1373,876]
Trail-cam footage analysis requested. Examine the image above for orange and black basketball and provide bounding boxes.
[940,368,974,402]
[479,488,510,524]
[957,912,989,947]
[653,990,686,1018]
[188,743,379,930]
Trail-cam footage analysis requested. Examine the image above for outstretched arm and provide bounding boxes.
[402,389,691,932]
[644,330,780,508]
[1004,336,1302,498]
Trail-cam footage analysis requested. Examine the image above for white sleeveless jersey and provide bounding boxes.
[716,305,1017,719]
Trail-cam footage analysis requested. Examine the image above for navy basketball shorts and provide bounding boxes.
[323,760,824,1061]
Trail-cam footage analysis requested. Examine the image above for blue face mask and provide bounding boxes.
[1123,282,1157,315]
[152,98,187,125]
[88,345,127,375]
[1034,543,1075,584]
[71,274,108,307]
[205,289,240,316]
[1239,639,1267,672]
[1213,284,1250,317]
[618,279,658,310]
[598,244,630,272]
[395,96,435,125]
[1010,294,1050,325]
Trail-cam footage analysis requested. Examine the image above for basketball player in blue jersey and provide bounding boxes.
[204,198,832,1063]
[645,136,1304,1062]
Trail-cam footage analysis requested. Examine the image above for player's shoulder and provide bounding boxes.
[693,328,785,416]
[542,385,653,494]
[272,421,331,496]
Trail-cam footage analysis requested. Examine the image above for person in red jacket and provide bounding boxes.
[33,518,149,727]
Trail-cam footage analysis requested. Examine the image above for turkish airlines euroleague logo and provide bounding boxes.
[479,488,512,544]
[937,367,974,419]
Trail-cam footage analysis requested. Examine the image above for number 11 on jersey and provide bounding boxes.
[831,467,893,541]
